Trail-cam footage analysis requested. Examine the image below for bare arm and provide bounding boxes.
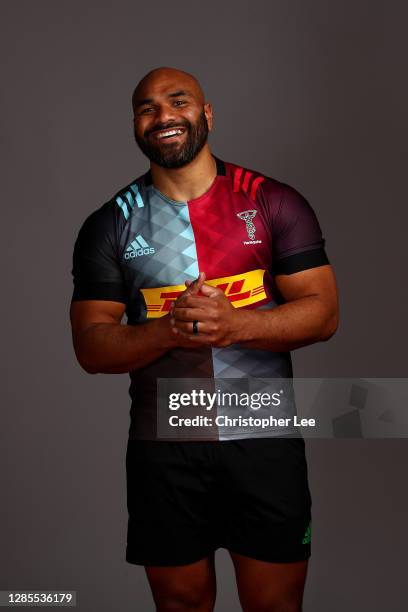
[70,295,205,375]
[171,265,339,350]
[70,300,174,374]
[237,264,339,350]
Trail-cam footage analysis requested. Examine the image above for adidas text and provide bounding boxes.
[125,247,155,259]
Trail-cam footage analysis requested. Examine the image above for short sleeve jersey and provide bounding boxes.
[72,157,329,440]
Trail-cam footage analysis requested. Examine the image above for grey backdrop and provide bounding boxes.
[1,0,407,610]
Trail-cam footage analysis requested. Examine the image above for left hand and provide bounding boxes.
[170,282,241,348]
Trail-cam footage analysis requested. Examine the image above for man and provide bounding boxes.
[70,66,339,611]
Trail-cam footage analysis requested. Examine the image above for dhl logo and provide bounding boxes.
[141,269,267,318]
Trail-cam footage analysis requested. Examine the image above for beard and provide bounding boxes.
[134,110,209,169]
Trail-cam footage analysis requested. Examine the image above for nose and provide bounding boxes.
[155,103,177,125]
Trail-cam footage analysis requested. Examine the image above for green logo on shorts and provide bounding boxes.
[302,521,311,545]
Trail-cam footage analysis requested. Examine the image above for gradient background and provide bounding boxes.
[1,1,407,610]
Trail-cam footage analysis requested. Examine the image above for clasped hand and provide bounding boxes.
[169,272,240,348]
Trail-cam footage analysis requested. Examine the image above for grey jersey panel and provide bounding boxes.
[119,185,200,325]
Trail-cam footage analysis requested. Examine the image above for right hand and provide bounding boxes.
[167,272,208,348]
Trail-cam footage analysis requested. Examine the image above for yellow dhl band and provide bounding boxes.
[140,269,267,318]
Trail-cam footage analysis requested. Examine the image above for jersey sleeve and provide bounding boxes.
[269,183,330,275]
[71,202,127,303]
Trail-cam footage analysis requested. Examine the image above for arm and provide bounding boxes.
[70,203,205,375]
[70,278,205,375]
[234,264,339,350]
[170,265,339,350]
[70,300,176,374]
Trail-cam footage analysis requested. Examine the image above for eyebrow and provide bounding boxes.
[168,90,193,98]
[134,90,193,108]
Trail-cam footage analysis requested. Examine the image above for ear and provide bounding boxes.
[204,102,213,131]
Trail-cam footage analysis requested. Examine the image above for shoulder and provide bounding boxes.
[77,171,149,238]
[222,159,309,220]
[222,159,301,203]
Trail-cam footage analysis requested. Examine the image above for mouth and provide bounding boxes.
[151,127,187,142]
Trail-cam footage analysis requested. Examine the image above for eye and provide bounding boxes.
[174,100,187,106]
[140,107,154,114]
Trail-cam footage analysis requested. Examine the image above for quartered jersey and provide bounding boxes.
[71,157,329,440]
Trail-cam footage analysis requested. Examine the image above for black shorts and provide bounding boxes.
[126,436,312,566]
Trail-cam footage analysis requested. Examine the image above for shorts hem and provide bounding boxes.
[225,545,311,564]
[125,548,216,567]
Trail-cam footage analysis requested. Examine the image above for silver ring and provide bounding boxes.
[192,320,199,334]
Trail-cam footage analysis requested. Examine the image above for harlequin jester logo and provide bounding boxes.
[237,210,262,245]
[141,269,268,318]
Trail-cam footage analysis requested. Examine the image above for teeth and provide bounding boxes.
[157,129,183,139]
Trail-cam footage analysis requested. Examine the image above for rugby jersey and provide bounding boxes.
[71,157,329,439]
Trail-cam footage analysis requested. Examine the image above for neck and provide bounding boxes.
[150,145,217,202]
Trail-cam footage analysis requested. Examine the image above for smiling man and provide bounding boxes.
[70,66,339,611]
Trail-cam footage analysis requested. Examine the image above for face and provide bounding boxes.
[133,72,213,169]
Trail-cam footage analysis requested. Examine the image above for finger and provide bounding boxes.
[173,307,210,323]
[174,320,223,339]
[199,283,225,298]
[173,325,213,345]
[171,325,212,346]
[185,271,206,294]
[175,285,218,308]
[175,295,203,308]
[174,295,215,310]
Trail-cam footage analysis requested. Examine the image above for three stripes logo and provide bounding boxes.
[232,166,265,200]
[124,235,155,260]
[115,182,144,220]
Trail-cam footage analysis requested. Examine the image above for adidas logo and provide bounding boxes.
[124,235,155,260]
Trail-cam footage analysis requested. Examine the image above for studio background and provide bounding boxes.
[1,1,407,610]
